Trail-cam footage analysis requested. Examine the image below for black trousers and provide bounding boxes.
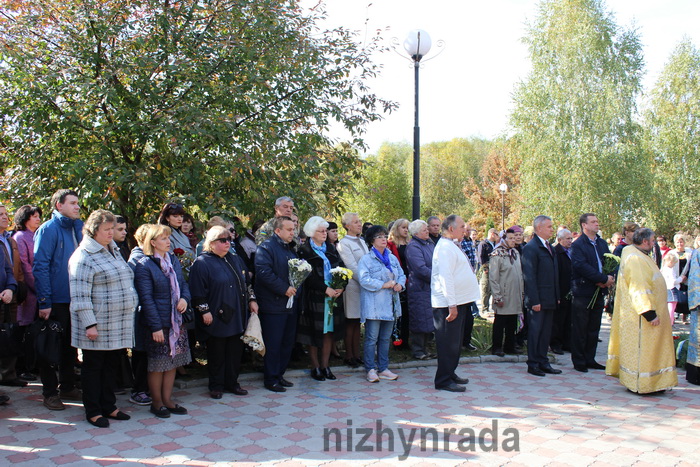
[205,334,244,392]
[131,350,149,394]
[81,349,119,419]
[433,303,468,389]
[39,303,78,397]
[527,307,554,370]
[461,310,475,347]
[571,295,604,367]
[551,298,572,351]
[260,311,297,386]
[492,314,518,353]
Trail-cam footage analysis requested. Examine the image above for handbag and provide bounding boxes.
[29,319,63,366]
[181,306,194,324]
[677,287,688,304]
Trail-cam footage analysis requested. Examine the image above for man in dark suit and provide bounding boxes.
[521,215,561,377]
[570,213,613,372]
[551,229,574,355]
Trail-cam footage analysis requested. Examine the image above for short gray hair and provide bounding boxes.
[633,228,655,245]
[341,212,358,228]
[441,215,460,233]
[533,215,552,229]
[303,216,329,238]
[556,228,572,240]
[427,216,441,224]
[408,219,427,236]
[275,196,294,207]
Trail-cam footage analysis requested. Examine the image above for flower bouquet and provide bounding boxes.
[326,267,353,325]
[588,253,620,309]
[173,248,195,281]
[287,258,312,309]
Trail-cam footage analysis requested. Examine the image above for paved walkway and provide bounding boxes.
[1,320,698,466]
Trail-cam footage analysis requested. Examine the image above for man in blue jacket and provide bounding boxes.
[33,189,84,410]
[254,216,299,393]
[522,215,562,377]
[570,213,614,373]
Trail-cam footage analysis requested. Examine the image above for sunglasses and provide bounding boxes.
[215,237,232,244]
[228,227,236,233]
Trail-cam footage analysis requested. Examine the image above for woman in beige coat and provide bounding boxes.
[488,229,524,356]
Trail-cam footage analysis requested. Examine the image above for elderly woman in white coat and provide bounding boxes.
[337,212,368,368]
[358,225,405,383]
[69,210,138,428]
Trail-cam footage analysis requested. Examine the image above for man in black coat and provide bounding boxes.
[521,215,561,377]
[551,229,574,355]
[254,216,299,392]
[570,213,613,372]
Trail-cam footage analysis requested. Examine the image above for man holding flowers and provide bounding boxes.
[570,213,615,373]
[254,216,299,392]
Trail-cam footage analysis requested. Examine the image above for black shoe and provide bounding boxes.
[492,351,505,357]
[265,383,287,393]
[551,348,564,355]
[311,368,325,381]
[0,394,9,405]
[587,362,606,370]
[228,384,248,396]
[574,365,589,373]
[354,357,364,365]
[150,405,171,418]
[344,358,359,368]
[166,404,187,415]
[87,416,109,428]
[19,372,37,382]
[527,367,546,377]
[437,383,466,393]
[104,410,131,421]
[322,368,337,381]
[210,391,223,399]
[505,350,523,355]
[540,367,562,374]
[0,379,28,387]
[452,375,469,385]
[464,343,477,351]
[279,378,294,388]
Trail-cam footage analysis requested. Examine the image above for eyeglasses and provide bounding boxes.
[215,237,232,244]
[228,227,236,233]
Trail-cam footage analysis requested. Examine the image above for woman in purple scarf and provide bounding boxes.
[134,224,191,418]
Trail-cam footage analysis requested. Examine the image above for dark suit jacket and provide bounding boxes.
[554,244,572,298]
[570,234,610,298]
[522,236,559,310]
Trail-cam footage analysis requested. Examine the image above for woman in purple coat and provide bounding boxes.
[13,205,43,327]
[404,220,436,360]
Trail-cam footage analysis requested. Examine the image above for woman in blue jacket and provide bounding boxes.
[358,225,405,383]
[134,224,191,419]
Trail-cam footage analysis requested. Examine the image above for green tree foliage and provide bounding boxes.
[510,0,648,234]
[420,138,488,219]
[344,142,411,226]
[643,39,700,234]
[0,0,394,225]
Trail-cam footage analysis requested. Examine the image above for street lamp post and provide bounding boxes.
[499,183,508,231]
[404,30,432,221]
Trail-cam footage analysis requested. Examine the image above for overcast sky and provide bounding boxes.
[304,0,700,155]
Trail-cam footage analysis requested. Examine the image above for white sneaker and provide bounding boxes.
[366,369,380,383]
[378,369,398,381]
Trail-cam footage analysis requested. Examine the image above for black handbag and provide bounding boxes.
[29,319,63,366]
[182,306,194,324]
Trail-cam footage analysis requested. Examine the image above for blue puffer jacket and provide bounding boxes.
[33,211,84,309]
[358,251,406,322]
[134,253,191,332]
[405,237,435,333]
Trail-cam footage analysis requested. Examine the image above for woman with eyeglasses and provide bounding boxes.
[133,224,191,418]
[189,226,257,399]
[357,225,405,383]
[157,203,195,258]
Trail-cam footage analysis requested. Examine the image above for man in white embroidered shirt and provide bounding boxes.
[431,215,480,392]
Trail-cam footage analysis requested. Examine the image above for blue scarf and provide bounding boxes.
[311,241,332,283]
[372,246,392,272]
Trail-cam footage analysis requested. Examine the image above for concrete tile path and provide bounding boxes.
[1,319,698,466]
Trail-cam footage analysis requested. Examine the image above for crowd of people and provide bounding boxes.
[0,191,696,427]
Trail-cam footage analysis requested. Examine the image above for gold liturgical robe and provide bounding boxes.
[606,246,677,393]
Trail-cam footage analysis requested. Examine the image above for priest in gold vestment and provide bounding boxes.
[606,228,677,394]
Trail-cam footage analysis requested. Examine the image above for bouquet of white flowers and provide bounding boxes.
[287,258,312,308]
[326,266,353,325]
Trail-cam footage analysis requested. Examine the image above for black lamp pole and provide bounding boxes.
[412,57,421,221]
